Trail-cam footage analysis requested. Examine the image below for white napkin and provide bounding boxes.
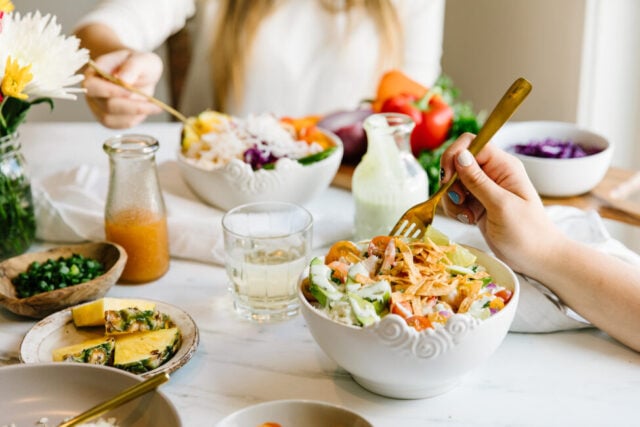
[32,162,354,265]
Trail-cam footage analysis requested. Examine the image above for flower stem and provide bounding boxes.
[0,97,8,131]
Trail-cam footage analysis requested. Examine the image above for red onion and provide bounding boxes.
[318,108,372,164]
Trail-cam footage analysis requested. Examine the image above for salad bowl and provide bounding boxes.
[298,245,519,399]
[177,112,344,211]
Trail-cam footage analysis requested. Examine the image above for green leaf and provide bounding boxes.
[297,146,337,165]
[415,74,484,194]
[1,97,54,136]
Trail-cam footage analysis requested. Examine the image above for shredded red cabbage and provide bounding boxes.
[513,138,601,159]
[243,145,279,169]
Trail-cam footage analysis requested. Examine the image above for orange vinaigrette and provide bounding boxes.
[105,208,169,283]
[103,134,169,284]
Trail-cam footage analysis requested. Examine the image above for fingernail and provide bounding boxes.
[448,191,461,205]
[457,213,470,224]
[440,168,445,181]
[457,150,474,167]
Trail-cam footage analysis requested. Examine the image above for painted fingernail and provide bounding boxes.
[448,191,461,205]
[457,150,474,167]
[440,168,445,181]
[457,213,470,224]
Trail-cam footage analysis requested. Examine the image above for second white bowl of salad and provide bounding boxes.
[298,229,519,399]
[177,111,343,211]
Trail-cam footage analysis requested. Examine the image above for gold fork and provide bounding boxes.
[389,77,533,239]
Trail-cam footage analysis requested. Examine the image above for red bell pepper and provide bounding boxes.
[381,92,454,157]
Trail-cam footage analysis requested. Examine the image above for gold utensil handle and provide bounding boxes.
[88,60,190,125]
[58,372,170,427]
[436,77,532,197]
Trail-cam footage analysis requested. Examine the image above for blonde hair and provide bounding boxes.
[210,0,402,112]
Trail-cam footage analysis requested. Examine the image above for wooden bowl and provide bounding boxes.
[0,242,127,319]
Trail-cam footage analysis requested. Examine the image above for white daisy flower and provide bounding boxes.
[0,10,89,100]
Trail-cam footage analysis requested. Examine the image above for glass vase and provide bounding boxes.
[0,132,36,260]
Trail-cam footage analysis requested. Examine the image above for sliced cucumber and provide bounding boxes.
[355,280,391,314]
[347,293,380,327]
[309,258,343,307]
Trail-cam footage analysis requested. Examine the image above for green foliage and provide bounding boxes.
[418,75,483,194]
[0,97,54,136]
[0,172,36,259]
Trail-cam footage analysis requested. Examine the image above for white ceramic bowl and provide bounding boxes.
[298,246,519,399]
[216,399,372,427]
[177,131,343,211]
[0,363,181,426]
[491,121,613,197]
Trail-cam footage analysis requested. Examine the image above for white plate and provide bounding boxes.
[20,299,199,378]
[0,362,181,426]
[215,399,373,427]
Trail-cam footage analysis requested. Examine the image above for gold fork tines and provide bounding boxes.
[389,77,533,239]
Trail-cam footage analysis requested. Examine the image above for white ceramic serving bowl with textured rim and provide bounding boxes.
[177,130,343,211]
[0,362,181,426]
[298,246,519,399]
[491,121,613,197]
[215,399,373,427]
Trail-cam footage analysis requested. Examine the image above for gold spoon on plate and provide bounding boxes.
[57,372,170,427]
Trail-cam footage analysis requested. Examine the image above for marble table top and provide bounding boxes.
[1,122,639,426]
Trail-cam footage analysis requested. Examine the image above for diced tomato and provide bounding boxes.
[489,298,505,311]
[406,315,433,331]
[495,289,513,304]
[367,235,393,258]
[390,300,413,319]
[327,260,349,283]
[325,240,361,265]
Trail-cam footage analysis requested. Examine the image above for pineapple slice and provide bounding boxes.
[105,307,174,335]
[52,337,115,365]
[113,328,181,374]
[72,298,156,327]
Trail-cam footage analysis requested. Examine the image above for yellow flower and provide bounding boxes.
[0,0,14,13]
[1,56,32,100]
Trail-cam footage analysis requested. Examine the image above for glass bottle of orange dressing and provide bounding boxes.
[103,134,169,283]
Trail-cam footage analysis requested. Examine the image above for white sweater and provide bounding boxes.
[76,0,445,118]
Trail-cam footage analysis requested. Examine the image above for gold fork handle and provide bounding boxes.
[436,77,533,198]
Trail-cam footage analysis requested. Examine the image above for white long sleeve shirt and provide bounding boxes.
[76,0,445,118]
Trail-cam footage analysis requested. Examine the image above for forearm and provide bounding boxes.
[75,24,131,59]
[529,236,640,352]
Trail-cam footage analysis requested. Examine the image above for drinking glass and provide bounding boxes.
[222,201,313,322]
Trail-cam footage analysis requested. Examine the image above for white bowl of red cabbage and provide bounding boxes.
[491,121,612,197]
